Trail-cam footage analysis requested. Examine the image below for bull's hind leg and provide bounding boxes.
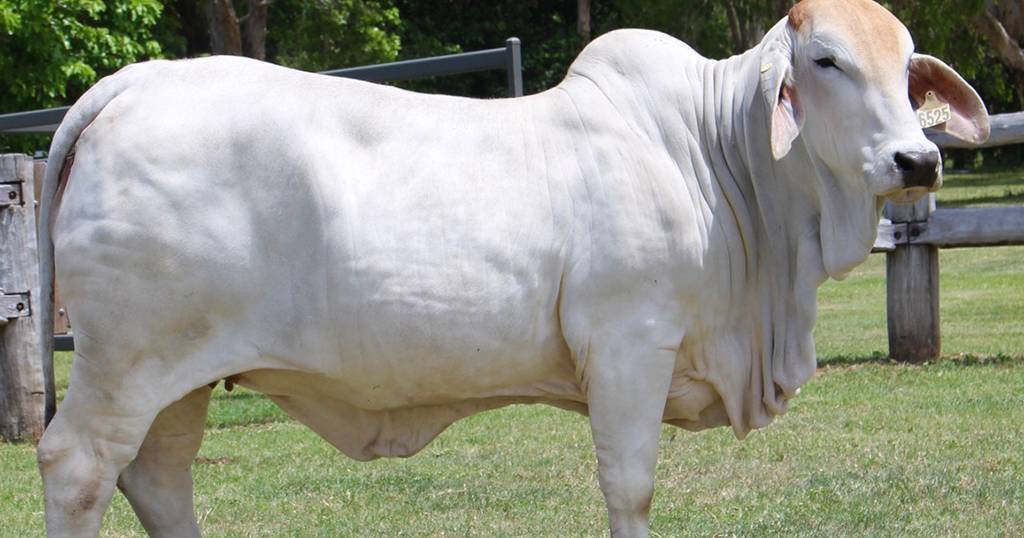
[37,379,163,537]
[36,339,212,537]
[117,386,211,538]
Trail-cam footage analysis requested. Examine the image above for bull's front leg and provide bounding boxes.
[582,326,677,538]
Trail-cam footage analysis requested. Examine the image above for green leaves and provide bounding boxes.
[3,0,1021,155]
[0,0,165,152]
[268,0,402,72]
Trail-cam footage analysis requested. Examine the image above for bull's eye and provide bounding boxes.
[814,57,839,70]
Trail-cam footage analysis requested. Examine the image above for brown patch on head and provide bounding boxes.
[788,1,811,30]
[788,0,910,79]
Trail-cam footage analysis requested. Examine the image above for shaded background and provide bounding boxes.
[2,0,1023,165]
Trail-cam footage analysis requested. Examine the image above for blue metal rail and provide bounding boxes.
[0,38,523,134]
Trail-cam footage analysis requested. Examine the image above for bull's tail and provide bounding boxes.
[38,65,139,426]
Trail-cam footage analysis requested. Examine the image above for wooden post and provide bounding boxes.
[0,154,44,442]
[885,194,941,363]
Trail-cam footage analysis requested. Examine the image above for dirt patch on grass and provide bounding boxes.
[195,456,234,465]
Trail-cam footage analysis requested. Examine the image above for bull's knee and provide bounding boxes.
[38,428,121,536]
[38,407,156,537]
[601,469,655,518]
[36,426,69,474]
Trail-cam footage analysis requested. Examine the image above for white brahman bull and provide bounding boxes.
[36,0,988,535]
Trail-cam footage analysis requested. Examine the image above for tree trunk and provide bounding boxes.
[976,1,1024,103]
[242,0,268,60]
[202,0,270,60]
[577,0,592,48]
[723,0,744,54]
[203,0,242,56]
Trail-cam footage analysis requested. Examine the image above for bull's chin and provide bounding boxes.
[883,186,932,204]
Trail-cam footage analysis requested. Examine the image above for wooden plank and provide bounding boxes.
[916,206,1024,248]
[884,197,941,363]
[928,111,1024,149]
[33,160,70,335]
[0,154,44,442]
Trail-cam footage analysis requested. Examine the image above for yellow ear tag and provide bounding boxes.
[917,90,952,129]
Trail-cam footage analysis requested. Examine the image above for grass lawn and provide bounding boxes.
[1,167,1021,536]
[937,166,1024,207]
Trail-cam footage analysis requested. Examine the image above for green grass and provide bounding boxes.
[2,166,1023,536]
[7,359,1022,537]
[937,166,1024,207]
[815,246,1024,361]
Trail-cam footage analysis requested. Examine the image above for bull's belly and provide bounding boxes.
[229,347,584,461]
[280,311,585,409]
[235,350,583,411]
[227,343,724,461]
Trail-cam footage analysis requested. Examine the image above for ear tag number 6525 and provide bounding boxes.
[917,90,952,129]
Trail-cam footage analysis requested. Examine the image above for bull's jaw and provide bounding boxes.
[818,183,880,280]
[779,147,881,281]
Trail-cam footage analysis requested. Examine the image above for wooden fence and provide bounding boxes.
[0,154,44,442]
[872,122,1024,362]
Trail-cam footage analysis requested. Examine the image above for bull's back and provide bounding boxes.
[56,56,578,404]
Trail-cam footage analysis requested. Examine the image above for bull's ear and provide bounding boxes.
[909,53,990,144]
[771,81,803,159]
[761,42,804,159]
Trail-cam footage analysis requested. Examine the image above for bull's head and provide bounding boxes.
[755,0,988,278]
[762,0,988,202]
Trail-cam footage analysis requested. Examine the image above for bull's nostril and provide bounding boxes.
[895,150,941,189]
[894,151,916,172]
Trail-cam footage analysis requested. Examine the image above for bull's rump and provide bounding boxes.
[55,56,578,406]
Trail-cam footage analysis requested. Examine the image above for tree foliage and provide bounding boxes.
[390,0,580,96]
[4,0,1024,158]
[0,0,164,151]
[268,0,401,71]
[0,0,163,110]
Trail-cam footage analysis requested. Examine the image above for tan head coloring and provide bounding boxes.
[788,0,909,81]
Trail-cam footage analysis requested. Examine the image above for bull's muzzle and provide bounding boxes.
[895,150,941,190]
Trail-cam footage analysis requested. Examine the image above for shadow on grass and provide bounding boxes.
[818,352,894,367]
[934,352,1024,367]
[206,416,289,430]
[818,352,1024,368]
[946,169,1024,186]
[939,191,1024,207]
[938,167,1024,207]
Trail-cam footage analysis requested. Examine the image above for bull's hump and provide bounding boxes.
[568,29,703,83]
